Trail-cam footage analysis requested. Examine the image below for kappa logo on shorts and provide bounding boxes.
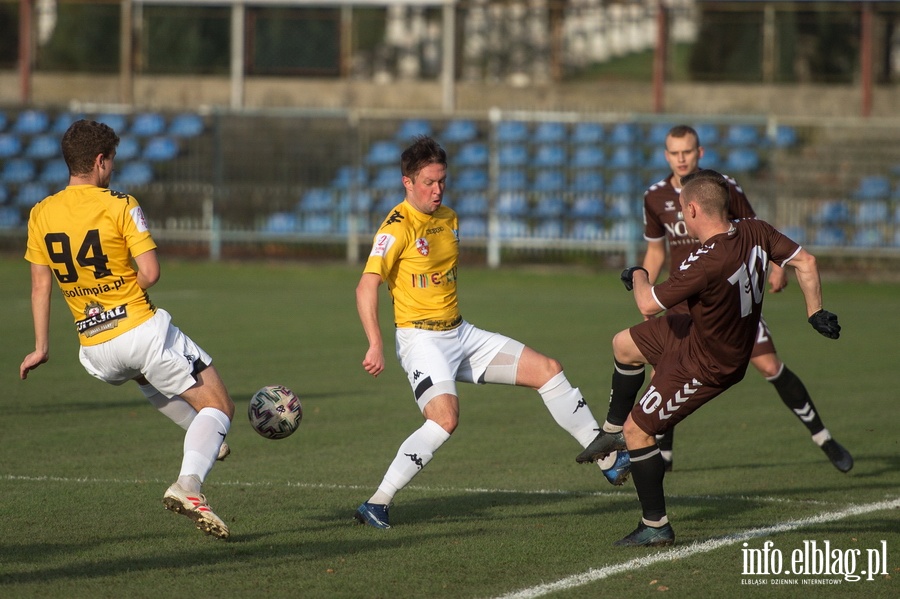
[412,369,424,382]
[184,353,196,365]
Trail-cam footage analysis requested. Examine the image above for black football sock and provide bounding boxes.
[629,444,667,524]
[605,360,646,427]
[770,366,826,436]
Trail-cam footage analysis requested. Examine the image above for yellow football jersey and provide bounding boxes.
[24,185,158,346]
[364,199,460,329]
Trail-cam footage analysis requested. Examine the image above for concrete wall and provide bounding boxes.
[2,72,898,119]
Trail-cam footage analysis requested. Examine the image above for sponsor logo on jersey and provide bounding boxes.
[415,237,429,256]
[76,302,128,337]
[369,233,395,258]
[130,206,149,233]
[410,265,458,289]
[62,276,126,298]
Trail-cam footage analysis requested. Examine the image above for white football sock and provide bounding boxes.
[139,383,197,430]
[538,371,600,448]
[368,419,451,505]
[180,407,231,486]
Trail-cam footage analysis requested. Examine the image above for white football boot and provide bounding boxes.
[163,482,229,539]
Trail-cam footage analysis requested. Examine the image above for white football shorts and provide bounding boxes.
[78,308,212,398]
[395,320,522,411]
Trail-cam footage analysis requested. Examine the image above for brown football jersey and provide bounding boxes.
[650,218,801,386]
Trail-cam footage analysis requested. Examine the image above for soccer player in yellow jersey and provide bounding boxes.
[354,136,627,529]
[19,120,235,539]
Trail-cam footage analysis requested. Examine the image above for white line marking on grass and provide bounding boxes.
[489,497,900,599]
[2,475,829,506]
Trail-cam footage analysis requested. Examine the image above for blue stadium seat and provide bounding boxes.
[533,196,567,218]
[532,144,566,168]
[700,147,722,170]
[15,182,49,207]
[453,168,488,191]
[724,124,760,147]
[373,194,399,215]
[533,170,566,192]
[498,218,529,238]
[570,196,605,219]
[773,125,798,148]
[0,133,22,158]
[608,197,637,220]
[497,169,527,190]
[572,122,605,144]
[115,161,154,187]
[339,190,373,213]
[370,166,400,190]
[778,225,805,245]
[39,159,69,185]
[854,201,889,225]
[812,226,845,247]
[811,200,850,225]
[607,172,641,196]
[609,122,641,145]
[168,113,205,138]
[13,109,50,135]
[263,212,298,233]
[454,194,488,217]
[51,112,83,134]
[299,214,334,234]
[456,142,489,166]
[142,136,179,161]
[694,123,720,146]
[646,123,675,146]
[571,221,604,240]
[95,113,128,132]
[0,206,21,228]
[571,145,605,169]
[0,183,7,205]
[724,148,760,172]
[533,122,566,143]
[365,140,401,166]
[572,171,604,193]
[495,121,528,143]
[331,165,368,190]
[115,136,141,161]
[608,147,642,169]
[498,144,528,167]
[298,188,333,213]
[1,158,36,184]
[131,112,166,137]
[395,119,432,141]
[25,134,59,160]
[532,219,565,239]
[440,119,478,144]
[644,150,669,171]
[851,228,883,248]
[459,217,487,238]
[496,192,529,216]
[852,175,891,200]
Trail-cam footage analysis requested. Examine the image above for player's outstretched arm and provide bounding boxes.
[20,264,53,380]
[787,249,840,339]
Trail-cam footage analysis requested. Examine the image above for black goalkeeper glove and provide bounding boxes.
[620,266,648,291]
[808,309,841,339]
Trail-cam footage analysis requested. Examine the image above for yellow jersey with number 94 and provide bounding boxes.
[24,184,158,346]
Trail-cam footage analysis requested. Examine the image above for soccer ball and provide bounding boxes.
[248,385,303,439]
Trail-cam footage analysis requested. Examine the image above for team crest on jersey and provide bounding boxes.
[84,301,104,318]
[415,237,430,256]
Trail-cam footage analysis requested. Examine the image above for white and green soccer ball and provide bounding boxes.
[248,385,303,439]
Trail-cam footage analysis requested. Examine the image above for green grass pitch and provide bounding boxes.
[1,256,897,598]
